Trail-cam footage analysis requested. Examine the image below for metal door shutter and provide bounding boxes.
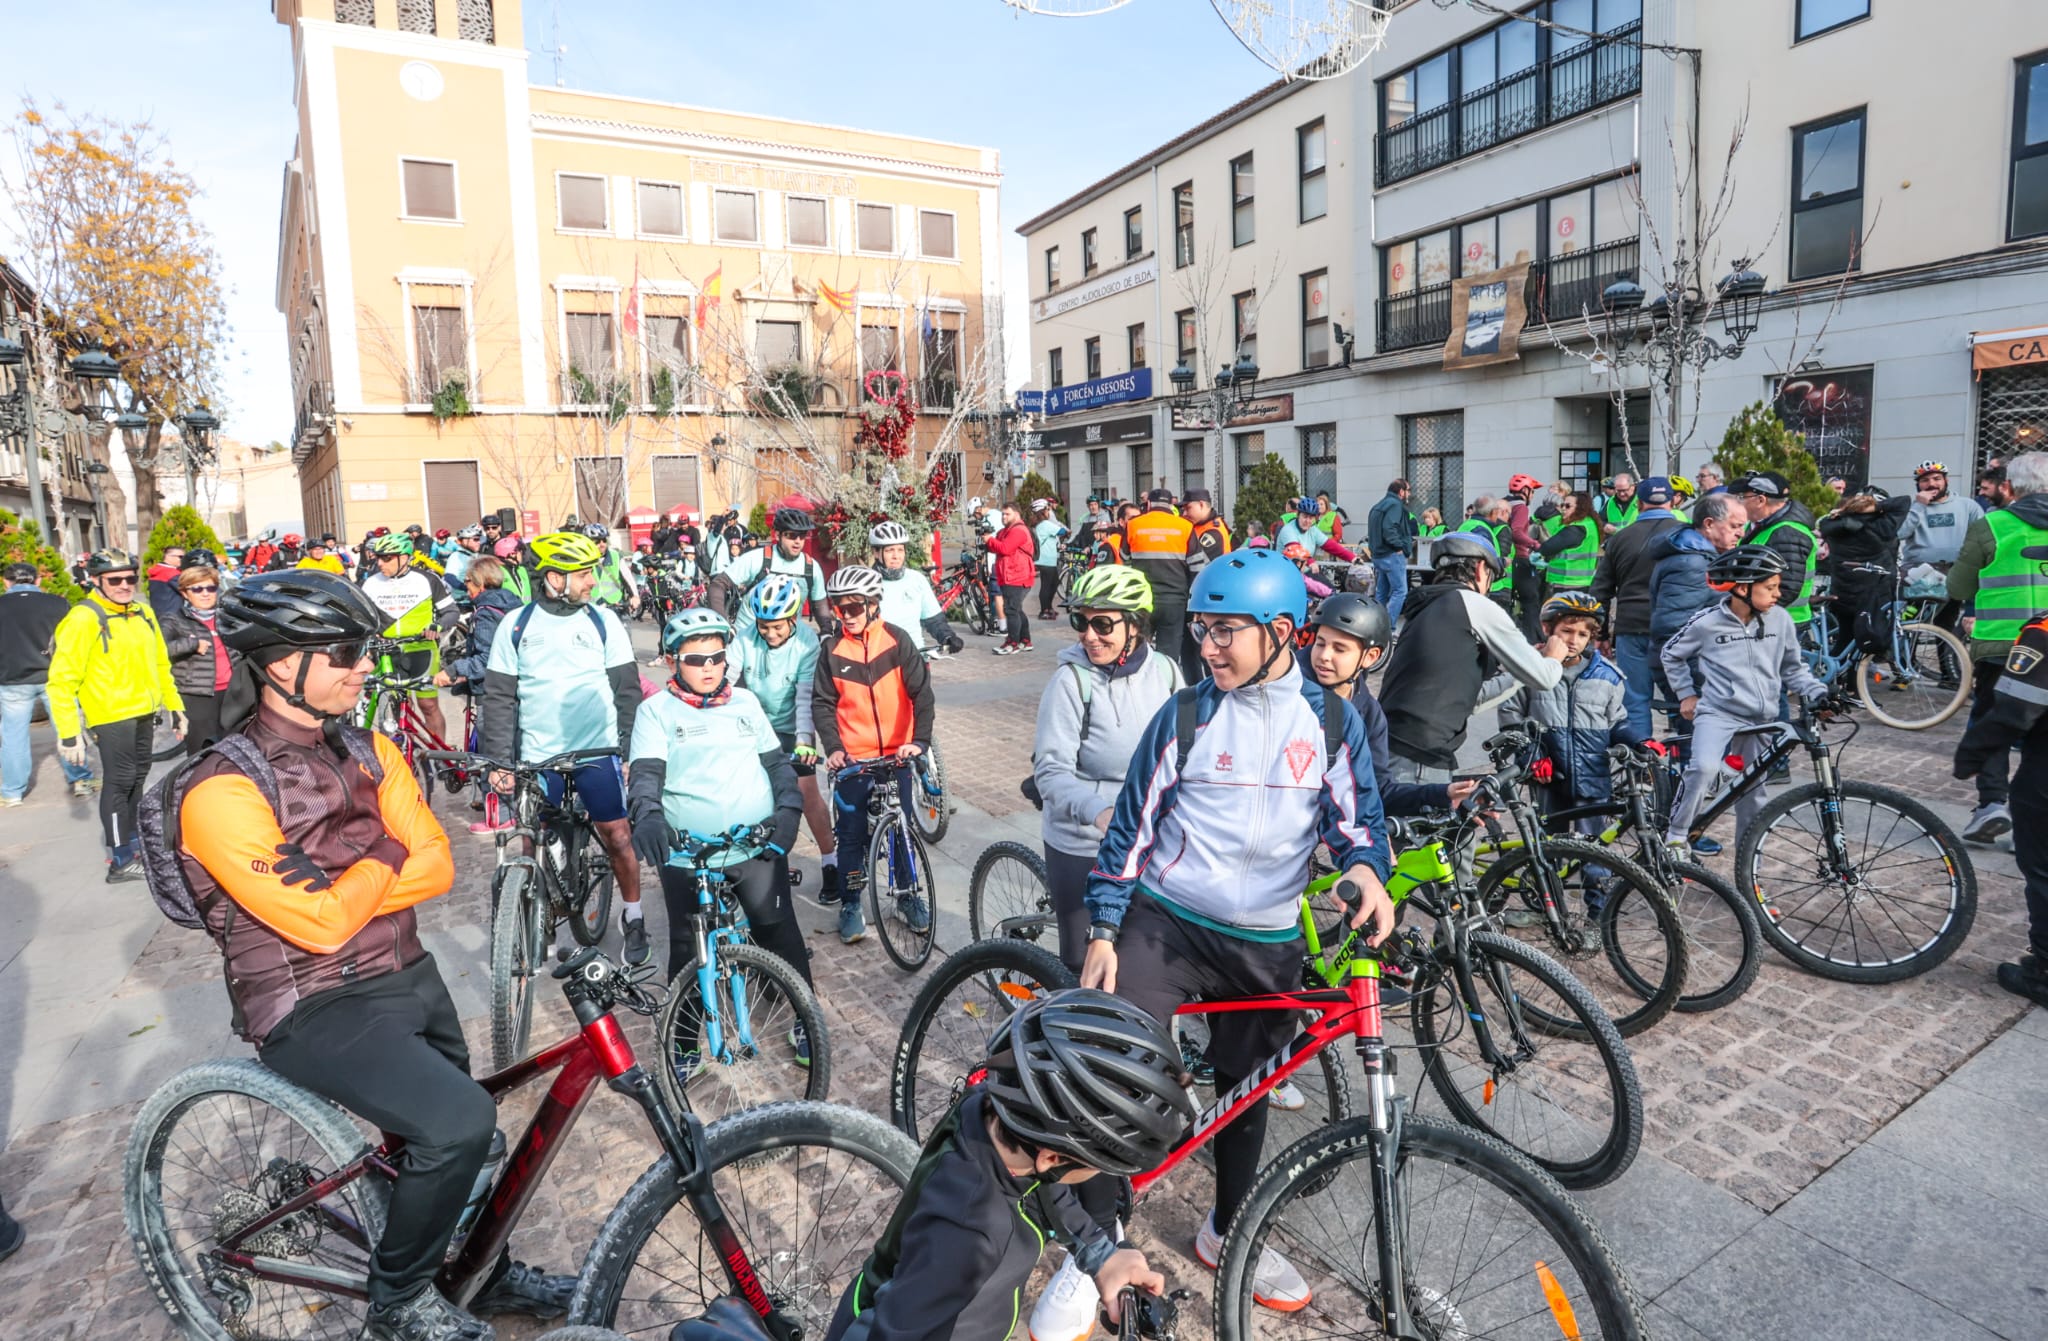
[422,460,481,534]
[651,455,702,515]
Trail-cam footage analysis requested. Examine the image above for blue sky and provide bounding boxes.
[1,0,1276,448]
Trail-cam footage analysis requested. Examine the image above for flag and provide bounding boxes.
[622,259,642,337]
[920,296,936,344]
[694,264,723,329]
[817,280,853,315]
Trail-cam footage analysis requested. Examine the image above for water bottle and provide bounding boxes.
[1699,752,1745,806]
[546,829,570,874]
[450,1128,507,1245]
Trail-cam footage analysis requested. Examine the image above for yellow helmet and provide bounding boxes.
[1670,474,1697,500]
[528,530,605,573]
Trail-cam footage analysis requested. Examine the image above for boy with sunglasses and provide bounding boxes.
[813,565,934,945]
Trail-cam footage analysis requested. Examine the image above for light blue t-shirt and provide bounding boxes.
[485,603,636,762]
[722,546,827,631]
[731,621,820,739]
[629,685,780,867]
[877,566,942,651]
[1034,518,1068,568]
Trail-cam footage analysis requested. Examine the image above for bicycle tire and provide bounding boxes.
[125,1058,389,1341]
[407,737,435,804]
[653,942,832,1126]
[489,858,547,1071]
[1665,859,1763,1013]
[1475,840,1687,1037]
[568,832,614,949]
[1736,779,1977,983]
[868,812,937,972]
[1415,930,1642,1189]
[891,937,1076,1142]
[968,586,994,636]
[1213,1114,1647,1341]
[967,839,1056,946]
[567,1101,921,1337]
[911,741,951,845]
[1855,620,1973,730]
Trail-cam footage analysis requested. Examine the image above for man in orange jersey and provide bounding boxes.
[1125,487,1196,667]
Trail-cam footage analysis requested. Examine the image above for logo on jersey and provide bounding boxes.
[1283,736,1318,783]
[1213,751,1233,773]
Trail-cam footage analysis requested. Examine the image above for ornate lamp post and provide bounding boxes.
[0,333,50,542]
[1599,254,1767,473]
[176,403,221,514]
[1168,351,1260,511]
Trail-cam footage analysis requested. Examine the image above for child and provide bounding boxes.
[1282,541,1334,599]
[1660,545,1832,850]
[1298,592,1469,817]
[824,990,1187,1341]
[434,555,523,834]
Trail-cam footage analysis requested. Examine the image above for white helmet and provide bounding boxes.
[868,519,910,547]
[825,565,884,601]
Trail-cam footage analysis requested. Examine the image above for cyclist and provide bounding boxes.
[813,565,934,945]
[173,570,572,1341]
[478,530,650,965]
[583,522,639,618]
[1031,498,1068,621]
[1078,548,1394,1320]
[825,990,1189,1341]
[629,606,815,1061]
[715,506,828,630]
[732,575,840,902]
[360,534,462,747]
[869,519,961,657]
[443,524,486,586]
[435,555,522,835]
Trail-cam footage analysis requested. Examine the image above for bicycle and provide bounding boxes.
[1802,568,1972,730]
[831,755,939,970]
[908,739,952,844]
[354,657,476,804]
[649,824,831,1125]
[895,886,1647,1340]
[124,944,920,1341]
[933,550,996,635]
[967,838,1054,944]
[423,747,621,1070]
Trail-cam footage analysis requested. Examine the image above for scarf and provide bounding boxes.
[666,674,733,709]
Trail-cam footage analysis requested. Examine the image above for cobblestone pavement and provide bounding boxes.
[0,633,2038,1339]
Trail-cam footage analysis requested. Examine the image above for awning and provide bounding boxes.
[1971,324,2048,372]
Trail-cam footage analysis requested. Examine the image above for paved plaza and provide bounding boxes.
[0,628,2042,1340]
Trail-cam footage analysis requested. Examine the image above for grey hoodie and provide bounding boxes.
[1900,494,1984,568]
[1659,598,1828,722]
[1032,640,1185,857]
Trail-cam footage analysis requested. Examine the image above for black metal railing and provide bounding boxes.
[1376,282,1455,353]
[1376,22,1642,187]
[1373,238,1639,353]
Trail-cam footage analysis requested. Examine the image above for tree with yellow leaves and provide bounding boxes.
[4,98,229,531]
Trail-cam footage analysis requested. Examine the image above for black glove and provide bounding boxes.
[273,843,333,891]
[945,635,963,654]
[766,807,801,857]
[631,810,674,868]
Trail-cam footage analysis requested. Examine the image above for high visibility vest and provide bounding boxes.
[1750,515,1818,625]
[1125,509,1194,562]
[1546,518,1599,589]
[1605,496,1640,530]
[1459,519,1513,592]
[1970,508,2048,644]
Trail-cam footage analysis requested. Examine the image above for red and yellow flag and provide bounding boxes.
[816,280,854,315]
[694,264,723,329]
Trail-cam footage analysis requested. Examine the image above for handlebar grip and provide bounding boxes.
[1335,879,1363,912]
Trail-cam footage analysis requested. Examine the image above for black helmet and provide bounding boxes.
[1307,592,1393,653]
[981,988,1193,1177]
[772,506,815,535]
[85,548,139,577]
[217,570,387,654]
[1706,544,1787,588]
[181,548,219,571]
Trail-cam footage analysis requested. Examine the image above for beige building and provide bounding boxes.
[273,0,1001,540]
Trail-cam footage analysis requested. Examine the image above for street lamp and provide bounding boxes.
[0,333,54,543]
[1170,348,1265,509]
[84,461,111,548]
[176,403,221,514]
[1598,256,1769,473]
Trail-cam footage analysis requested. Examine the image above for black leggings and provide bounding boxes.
[183,694,223,758]
[91,713,154,854]
[1001,583,1032,645]
[259,956,496,1310]
[659,856,814,1043]
[1043,844,1096,976]
[1036,567,1060,617]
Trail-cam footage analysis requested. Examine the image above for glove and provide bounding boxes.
[170,710,189,741]
[273,843,334,891]
[767,807,801,857]
[1529,757,1556,784]
[793,736,820,763]
[945,636,964,654]
[58,737,87,769]
[631,811,674,869]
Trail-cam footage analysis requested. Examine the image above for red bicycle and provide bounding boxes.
[933,550,996,635]
[354,659,476,803]
[124,946,918,1340]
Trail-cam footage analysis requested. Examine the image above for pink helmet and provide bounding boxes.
[493,536,522,559]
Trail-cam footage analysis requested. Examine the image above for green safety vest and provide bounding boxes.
[1750,515,1818,625]
[1970,508,2048,644]
[1422,524,1447,539]
[593,553,628,605]
[1605,496,1640,530]
[1546,518,1599,589]
[1460,518,1514,591]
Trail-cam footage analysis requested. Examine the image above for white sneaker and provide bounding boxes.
[1194,1210,1312,1312]
[1269,1080,1307,1112]
[1028,1250,1101,1341]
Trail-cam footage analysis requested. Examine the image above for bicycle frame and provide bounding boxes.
[1681,720,1831,843]
[669,837,763,1064]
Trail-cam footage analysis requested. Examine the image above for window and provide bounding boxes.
[1231,153,1255,247]
[2013,53,2048,240]
[1299,425,1337,502]
[1052,453,1072,511]
[1089,449,1109,499]
[412,304,466,399]
[1233,290,1258,363]
[1131,444,1153,498]
[1977,362,2048,469]
[857,203,896,254]
[637,180,684,237]
[1796,0,1868,41]
[1790,109,1865,280]
[644,314,694,404]
[1234,431,1265,491]
[421,460,481,535]
[1179,439,1205,497]
[1128,322,1146,370]
[650,455,703,516]
[574,456,629,522]
[1046,246,1062,293]
[1401,412,1465,526]
[756,319,802,369]
[1085,336,1102,381]
[922,323,959,407]
[457,0,495,42]
[1299,119,1328,222]
[1048,347,1065,389]
[398,0,435,33]
[1082,228,1099,277]
[919,210,957,259]
[1301,270,1330,370]
[401,159,457,220]
[788,196,830,249]
[860,323,901,388]
[1176,309,1197,365]
[557,173,608,231]
[714,190,759,243]
[565,312,614,377]
[1174,183,1194,268]
[1125,207,1143,259]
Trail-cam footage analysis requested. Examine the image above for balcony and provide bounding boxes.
[1374,237,1639,353]
[1376,23,1642,188]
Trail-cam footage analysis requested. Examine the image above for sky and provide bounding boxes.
[0,0,1282,449]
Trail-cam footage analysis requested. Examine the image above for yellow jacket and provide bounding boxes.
[46,592,184,738]
[297,554,345,574]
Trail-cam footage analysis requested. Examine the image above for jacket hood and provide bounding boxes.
[476,587,524,614]
[2007,492,2048,529]
[1651,526,1715,561]
[1397,580,1461,623]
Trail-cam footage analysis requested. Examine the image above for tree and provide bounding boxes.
[1712,402,1837,516]
[1011,472,1062,522]
[1234,455,1302,537]
[0,509,84,602]
[4,100,230,532]
[142,504,224,566]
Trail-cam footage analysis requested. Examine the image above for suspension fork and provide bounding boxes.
[691,905,728,1062]
[1447,915,1526,1069]
[1358,1036,1418,1338]
[1807,741,1855,868]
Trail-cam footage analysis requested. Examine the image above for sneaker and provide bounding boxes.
[361,1286,493,1341]
[1019,641,1035,652]
[0,1194,23,1264]
[1028,1251,1101,1341]
[789,1023,812,1068]
[816,863,841,907]
[994,642,1019,656]
[896,892,932,934]
[1269,1081,1308,1112]
[1194,1210,1311,1312]
[470,1258,575,1319]
[105,857,144,884]
[1995,956,2048,1009]
[1963,803,2013,845]
[839,899,868,944]
[1689,835,1724,856]
[70,778,98,797]
[620,912,650,966]
[0,796,21,808]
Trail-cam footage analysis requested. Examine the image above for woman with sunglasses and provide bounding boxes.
[46,549,186,881]
[161,565,240,757]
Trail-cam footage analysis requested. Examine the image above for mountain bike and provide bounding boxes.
[650,824,831,1125]
[967,839,1055,944]
[933,551,995,635]
[1803,568,1972,730]
[1053,542,1092,610]
[832,755,938,970]
[125,945,920,1341]
[354,659,476,803]
[906,739,952,843]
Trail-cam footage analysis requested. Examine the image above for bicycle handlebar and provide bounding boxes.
[416,746,620,776]
[668,822,777,862]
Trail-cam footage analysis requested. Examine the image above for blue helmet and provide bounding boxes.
[748,573,806,622]
[1189,548,1308,626]
[1295,495,1322,517]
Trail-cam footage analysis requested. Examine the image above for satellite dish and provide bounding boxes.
[1208,0,1393,80]
[999,0,1134,15]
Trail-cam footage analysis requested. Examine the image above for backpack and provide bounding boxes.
[1019,656,1180,811]
[78,598,162,653]
[138,727,386,932]
[1174,682,1346,774]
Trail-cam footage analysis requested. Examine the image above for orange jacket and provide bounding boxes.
[813,619,934,760]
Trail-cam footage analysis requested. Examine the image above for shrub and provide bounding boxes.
[1011,472,1063,523]
[0,509,85,602]
[1713,402,1839,516]
[1234,454,1303,536]
[143,505,225,566]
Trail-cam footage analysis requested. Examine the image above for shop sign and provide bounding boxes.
[1774,369,1873,491]
[1972,325,2048,372]
[1032,255,1159,323]
[1038,414,1153,452]
[1047,367,1153,416]
[1170,393,1294,431]
[1016,389,1046,414]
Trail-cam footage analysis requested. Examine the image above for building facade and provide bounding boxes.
[274,0,1001,540]
[1,262,124,556]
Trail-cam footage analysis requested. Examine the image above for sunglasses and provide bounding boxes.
[676,650,727,668]
[101,574,139,588]
[313,637,373,668]
[830,599,871,615]
[1070,612,1124,636]
[183,584,220,595]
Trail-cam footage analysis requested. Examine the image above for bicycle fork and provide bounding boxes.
[1358,1040,1426,1341]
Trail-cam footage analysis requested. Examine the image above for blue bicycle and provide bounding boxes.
[834,756,939,971]
[649,823,832,1124]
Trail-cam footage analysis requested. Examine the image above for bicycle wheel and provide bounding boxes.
[1214,1114,1647,1341]
[967,839,1056,945]
[653,943,831,1125]
[868,812,937,972]
[968,585,994,636]
[125,1058,389,1341]
[490,858,549,1071]
[1475,840,1687,1037]
[1856,621,1973,730]
[1055,562,1076,609]
[1665,859,1763,1013]
[911,742,951,845]
[891,938,1075,1142]
[1414,930,1642,1189]
[568,831,615,948]
[568,1101,921,1337]
[1736,779,1977,983]
[406,734,435,804]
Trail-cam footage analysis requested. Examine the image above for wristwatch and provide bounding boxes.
[1088,922,1120,945]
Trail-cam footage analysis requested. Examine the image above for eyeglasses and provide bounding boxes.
[183,584,220,595]
[1189,619,1255,648]
[830,599,871,615]
[1070,612,1124,636]
[315,638,373,668]
[676,649,728,668]
[101,575,138,588]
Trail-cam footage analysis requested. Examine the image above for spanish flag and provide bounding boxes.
[817,280,854,315]
[694,264,723,329]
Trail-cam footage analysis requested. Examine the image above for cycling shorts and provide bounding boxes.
[394,640,442,699]
[539,755,627,823]
[775,730,817,778]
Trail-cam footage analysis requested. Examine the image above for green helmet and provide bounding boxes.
[1069,564,1154,614]
[662,606,734,652]
[369,534,415,557]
